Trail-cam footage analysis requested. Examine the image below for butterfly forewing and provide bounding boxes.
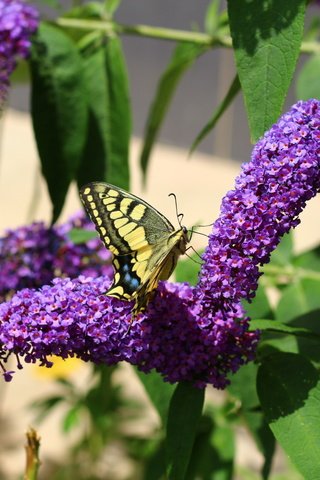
[79,182,189,317]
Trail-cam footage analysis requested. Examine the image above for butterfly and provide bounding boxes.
[79,182,189,318]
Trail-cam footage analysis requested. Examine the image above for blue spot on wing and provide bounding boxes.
[124,273,140,290]
[116,254,141,294]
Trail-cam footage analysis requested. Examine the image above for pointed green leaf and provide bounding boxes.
[296,54,320,100]
[104,35,131,189]
[290,310,320,365]
[257,311,320,362]
[77,35,131,190]
[294,244,320,271]
[11,59,30,84]
[186,413,235,480]
[77,40,110,187]
[30,23,87,222]
[228,362,259,409]
[250,319,320,339]
[140,42,207,180]
[105,0,122,15]
[228,362,275,478]
[245,411,275,480]
[242,283,272,320]
[190,75,240,154]
[269,232,294,267]
[61,5,105,43]
[68,228,98,244]
[63,404,82,432]
[166,382,205,480]
[204,0,221,35]
[257,352,320,479]
[228,0,306,142]
[276,278,320,323]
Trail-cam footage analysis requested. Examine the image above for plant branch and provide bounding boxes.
[55,17,320,54]
[56,17,230,47]
[262,264,320,281]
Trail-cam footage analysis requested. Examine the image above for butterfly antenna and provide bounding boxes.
[188,227,210,242]
[185,246,203,264]
[169,192,184,227]
[193,222,214,228]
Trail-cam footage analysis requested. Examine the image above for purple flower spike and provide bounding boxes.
[197,99,320,315]
[0,99,319,387]
[0,0,39,108]
[0,213,113,301]
[0,276,258,388]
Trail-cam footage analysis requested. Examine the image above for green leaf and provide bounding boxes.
[104,36,131,188]
[10,59,30,84]
[134,369,175,425]
[77,39,110,187]
[31,395,65,423]
[30,23,87,222]
[242,283,273,320]
[257,352,320,479]
[140,42,207,180]
[245,411,275,480]
[204,0,221,35]
[63,404,82,432]
[290,310,320,365]
[228,361,276,478]
[190,75,240,154]
[175,253,202,286]
[62,4,105,43]
[104,0,122,15]
[228,362,259,409]
[186,413,235,480]
[275,278,320,323]
[68,228,98,244]
[144,443,167,480]
[296,54,320,101]
[165,382,205,480]
[250,319,320,339]
[294,244,320,271]
[228,0,306,142]
[77,35,131,190]
[269,232,294,267]
[258,310,320,363]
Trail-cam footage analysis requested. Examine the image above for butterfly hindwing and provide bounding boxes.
[79,182,189,316]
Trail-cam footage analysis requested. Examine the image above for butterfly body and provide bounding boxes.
[79,182,189,317]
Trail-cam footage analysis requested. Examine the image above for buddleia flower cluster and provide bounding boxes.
[0,212,113,302]
[0,99,319,387]
[0,0,39,108]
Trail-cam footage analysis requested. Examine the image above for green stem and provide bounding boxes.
[262,264,320,281]
[56,17,230,47]
[55,17,320,54]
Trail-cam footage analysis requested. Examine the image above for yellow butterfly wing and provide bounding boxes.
[79,182,189,317]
